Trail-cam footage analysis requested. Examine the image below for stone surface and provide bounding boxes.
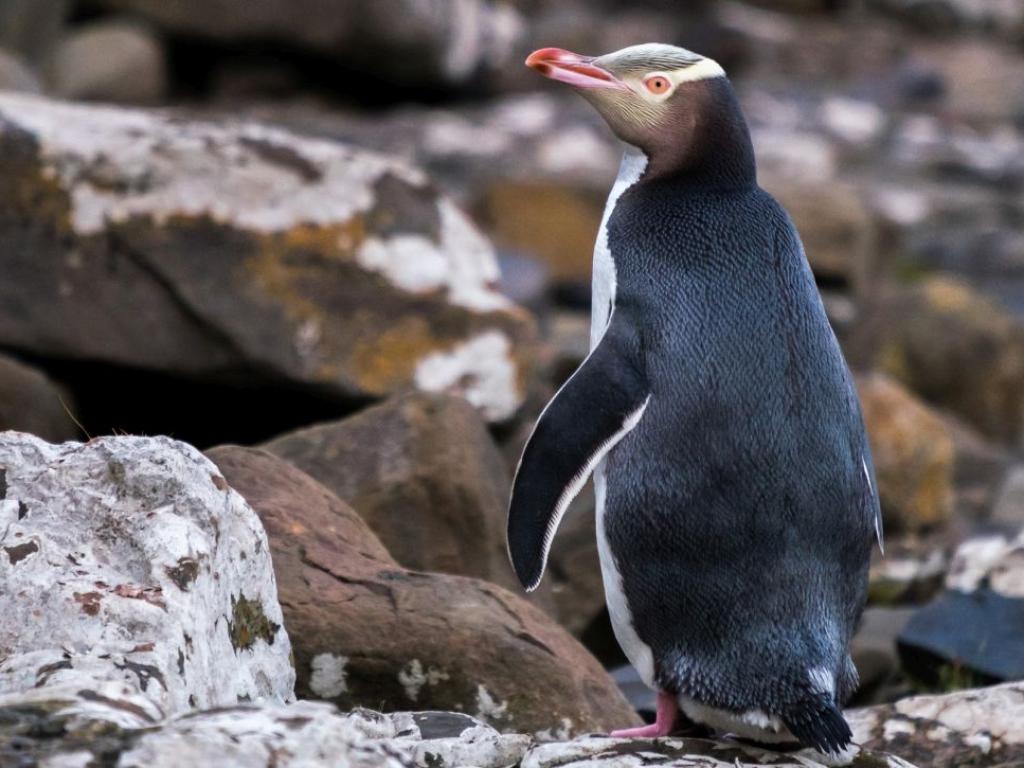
[991,465,1024,528]
[857,373,954,532]
[850,681,1024,768]
[207,445,640,736]
[868,549,947,605]
[95,0,525,91]
[0,0,68,65]
[0,93,535,422]
[0,352,79,442]
[50,19,167,104]
[0,433,294,729]
[263,392,518,590]
[847,277,1024,446]
[850,607,914,705]
[0,47,41,94]
[0,703,531,768]
[898,530,1024,687]
[522,735,917,767]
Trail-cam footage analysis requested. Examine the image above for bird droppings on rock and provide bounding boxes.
[0,93,537,423]
[309,653,349,699]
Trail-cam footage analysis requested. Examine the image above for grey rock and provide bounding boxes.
[94,0,526,91]
[898,530,1024,686]
[850,681,1024,767]
[50,19,167,104]
[0,0,68,65]
[0,47,41,93]
[991,465,1024,527]
[0,92,536,423]
[851,607,915,701]
[0,432,295,727]
[0,353,79,441]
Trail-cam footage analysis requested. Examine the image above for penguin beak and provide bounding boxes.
[525,48,628,91]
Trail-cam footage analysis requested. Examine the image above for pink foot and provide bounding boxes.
[611,691,677,738]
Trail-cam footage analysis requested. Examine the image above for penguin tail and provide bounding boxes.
[782,699,853,756]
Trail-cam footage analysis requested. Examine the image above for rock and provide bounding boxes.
[857,373,955,532]
[944,414,1011,523]
[0,93,535,422]
[0,47,41,93]
[898,531,1024,687]
[0,352,79,441]
[869,548,947,605]
[207,444,640,735]
[762,177,875,290]
[850,681,1024,767]
[95,0,525,91]
[850,607,915,704]
[846,277,1024,446]
[0,702,531,768]
[0,433,294,727]
[0,0,68,66]
[991,464,1024,528]
[50,19,167,104]
[262,392,518,590]
[522,734,916,767]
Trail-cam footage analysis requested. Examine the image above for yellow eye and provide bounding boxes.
[644,75,671,95]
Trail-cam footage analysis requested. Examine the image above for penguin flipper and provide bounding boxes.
[507,313,649,592]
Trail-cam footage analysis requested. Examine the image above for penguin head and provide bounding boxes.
[527,43,752,183]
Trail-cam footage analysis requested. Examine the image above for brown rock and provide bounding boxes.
[263,392,519,591]
[857,372,954,532]
[476,181,606,286]
[846,276,1024,445]
[207,445,641,735]
[0,353,79,442]
[0,93,535,423]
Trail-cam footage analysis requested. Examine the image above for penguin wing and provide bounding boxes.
[507,311,650,591]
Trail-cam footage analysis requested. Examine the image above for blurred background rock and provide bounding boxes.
[2,0,1024,751]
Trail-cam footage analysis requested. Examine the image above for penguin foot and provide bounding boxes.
[611,691,677,738]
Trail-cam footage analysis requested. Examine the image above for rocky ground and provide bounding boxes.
[1,0,1023,766]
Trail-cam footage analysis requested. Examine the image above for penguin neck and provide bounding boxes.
[633,77,756,192]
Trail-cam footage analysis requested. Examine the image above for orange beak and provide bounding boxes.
[525,47,628,91]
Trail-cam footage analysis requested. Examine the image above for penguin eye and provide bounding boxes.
[644,75,672,95]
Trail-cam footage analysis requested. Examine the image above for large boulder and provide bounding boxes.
[0,700,915,768]
[857,372,955,532]
[0,93,536,422]
[0,433,294,727]
[850,681,1024,767]
[0,352,79,442]
[262,392,518,590]
[207,444,640,736]
[846,276,1024,445]
[94,0,525,91]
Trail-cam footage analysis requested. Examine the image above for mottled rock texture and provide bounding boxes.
[522,735,917,768]
[0,353,79,441]
[851,682,1024,767]
[207,445,640,736]
[0,433,294,729]
[263,392,519,591]
[0,93,535,422]
[0,703,530,768]
[857,373,954,532]
[94,0,525,90]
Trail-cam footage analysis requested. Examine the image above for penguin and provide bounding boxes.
[507,44,882,756]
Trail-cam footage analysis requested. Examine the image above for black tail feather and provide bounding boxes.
[782,700,853,756]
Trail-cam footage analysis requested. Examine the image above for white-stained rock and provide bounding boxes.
[0,432,294,728]
[850,681,1024,767]
[0,93,535,422]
